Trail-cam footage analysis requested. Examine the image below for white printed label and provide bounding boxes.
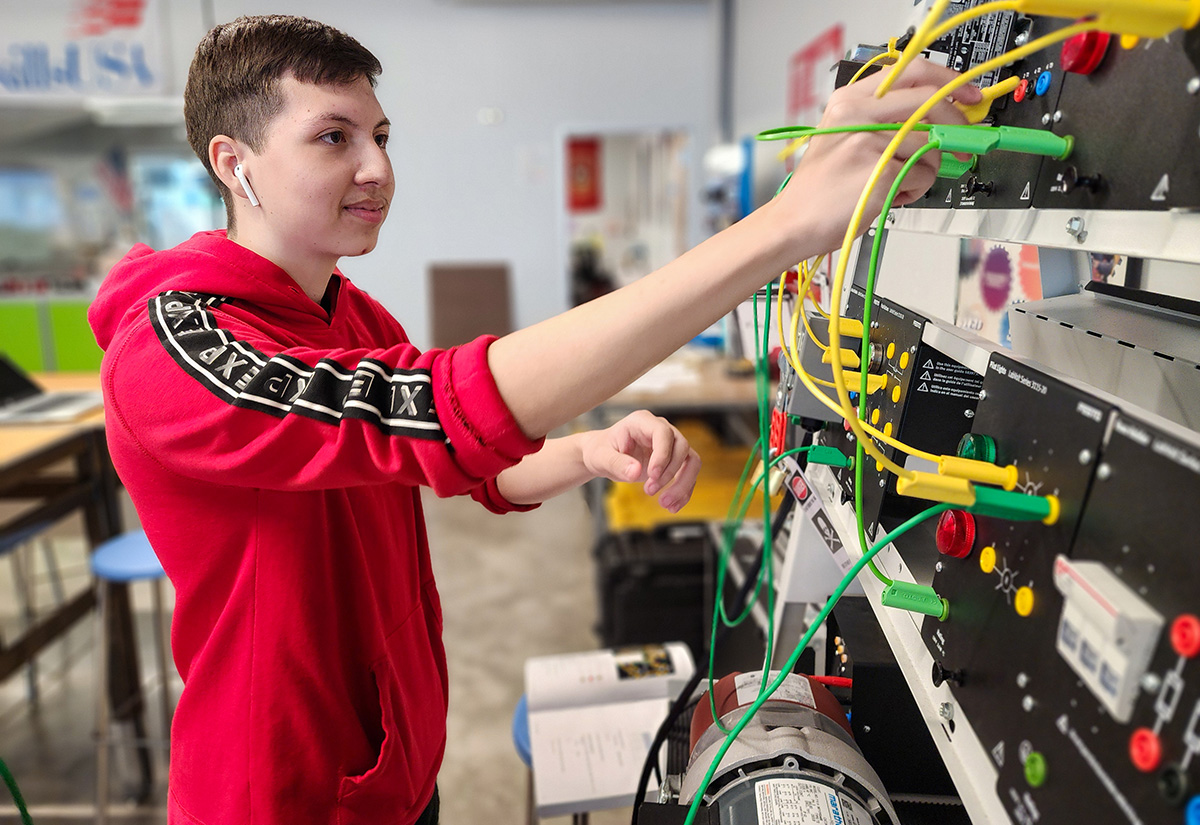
[735,671,815,709]
[754,778,873,824]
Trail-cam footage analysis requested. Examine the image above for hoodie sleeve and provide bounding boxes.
[101,290,544,501]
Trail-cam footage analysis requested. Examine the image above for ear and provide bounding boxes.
[210,135,255,204]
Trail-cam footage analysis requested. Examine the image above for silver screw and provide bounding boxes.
[1022,695,1036,712]
[862,725,872,734]
[886,212,897,224]
[1097,463,1112,481]
[1141,673,1163,693]
[1041,112,1052,125]
[979,389,988,401]
[939,702,955,722]
[1065,216,1088,243]
[879,478,887,488]
[1189,77,1200,95]
[935,561,944,573]
[1015,31,1030,46]
[1017,672,1030,688]
[1078,448,1093,465]
[1052,110,1063,123]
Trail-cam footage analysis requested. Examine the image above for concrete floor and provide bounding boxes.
[0,488,633,824]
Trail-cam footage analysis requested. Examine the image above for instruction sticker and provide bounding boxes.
[755,778,873,825]
[734,671,815,708]
[914,356,982,400]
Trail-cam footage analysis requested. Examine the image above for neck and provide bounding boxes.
[227,227,335,303]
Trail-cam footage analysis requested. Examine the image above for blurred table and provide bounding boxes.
[0,374,152,788]
[598,354,761,417]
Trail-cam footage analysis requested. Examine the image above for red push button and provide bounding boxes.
[1129,728,1162,773]
[1061,31,1111,75]
[935,510,976,558]
[1013,78,1030,103]
[1171,614,1200,658]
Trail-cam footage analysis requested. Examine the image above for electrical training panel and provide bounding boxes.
[769,4,1200,825]
[639,4,1200,823]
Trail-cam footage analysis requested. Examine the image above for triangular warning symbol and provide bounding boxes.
[945,189,953,203]
[1020,182,1032,200]
[992,741,1005,768]
[923,359,935,369]
[918,382,930,392]
[1151,174,1169,202]
[921,371,933,381]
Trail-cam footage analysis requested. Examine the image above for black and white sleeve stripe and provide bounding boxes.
[148,291,443,440]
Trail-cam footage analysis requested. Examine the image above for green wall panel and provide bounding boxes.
[0,302,45,372]
[49,301,103,372]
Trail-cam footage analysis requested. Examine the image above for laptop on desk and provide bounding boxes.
[0,354,104,424]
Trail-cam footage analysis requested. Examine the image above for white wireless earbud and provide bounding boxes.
[233,163,260,207]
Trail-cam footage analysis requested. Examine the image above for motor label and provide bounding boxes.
[754,778,873,824]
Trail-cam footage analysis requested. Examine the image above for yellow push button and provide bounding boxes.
[1015,586,1035,617]
[883,422,894,437]
[871,408,881,426]
[899,351,910,370]
[886,342,896,360]
[979,545,996,574]
[891,386,902,404]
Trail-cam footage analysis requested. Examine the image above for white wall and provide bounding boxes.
[207,0,719,347]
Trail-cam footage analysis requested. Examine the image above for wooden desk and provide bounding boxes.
[0,374,148,761]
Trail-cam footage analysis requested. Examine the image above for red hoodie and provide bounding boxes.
[89,230,543,824]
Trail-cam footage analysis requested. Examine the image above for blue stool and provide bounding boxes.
[90,530,172,823]
[513,694,588,825]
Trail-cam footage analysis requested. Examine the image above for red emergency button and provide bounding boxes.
[1171,614,1200,658]
[1013,78,1030,103]
[935,510,976,558]
[1061,31,1111,75]
[1129,728,1162,773]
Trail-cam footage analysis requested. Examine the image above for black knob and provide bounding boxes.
[965,175,994,197]
[1158,763,1190,806]
[932,661,964,687]
[1062,165,1103,194]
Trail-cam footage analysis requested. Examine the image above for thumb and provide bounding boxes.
[609,455,642,482]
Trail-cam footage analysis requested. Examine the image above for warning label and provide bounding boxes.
[911,355,981,400]
[755,779,874,825]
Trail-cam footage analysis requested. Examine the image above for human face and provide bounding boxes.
[236,74,394,282]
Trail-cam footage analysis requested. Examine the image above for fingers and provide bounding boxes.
[866,58,983,103]
[657,448,702,514]
[645,424,693,496]
[601,412,701,514]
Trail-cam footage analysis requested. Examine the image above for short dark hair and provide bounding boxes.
[184,15,382,228]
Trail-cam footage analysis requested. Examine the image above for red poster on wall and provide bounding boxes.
[567,136,602,212]
[787,24,844,125]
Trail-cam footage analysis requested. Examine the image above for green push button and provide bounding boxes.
[956,432,997,464]
[1025,751,1048,788]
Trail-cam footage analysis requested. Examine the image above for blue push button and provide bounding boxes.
[1035,70,1053,96]
[1186,794,1200,825]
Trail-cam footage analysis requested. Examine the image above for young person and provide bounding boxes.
[89,14,979,825]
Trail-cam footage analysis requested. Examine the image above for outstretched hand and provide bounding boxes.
[581,411,701,514]
[774,58,983,254]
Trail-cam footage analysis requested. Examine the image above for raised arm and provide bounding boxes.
[489,60,981,438]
